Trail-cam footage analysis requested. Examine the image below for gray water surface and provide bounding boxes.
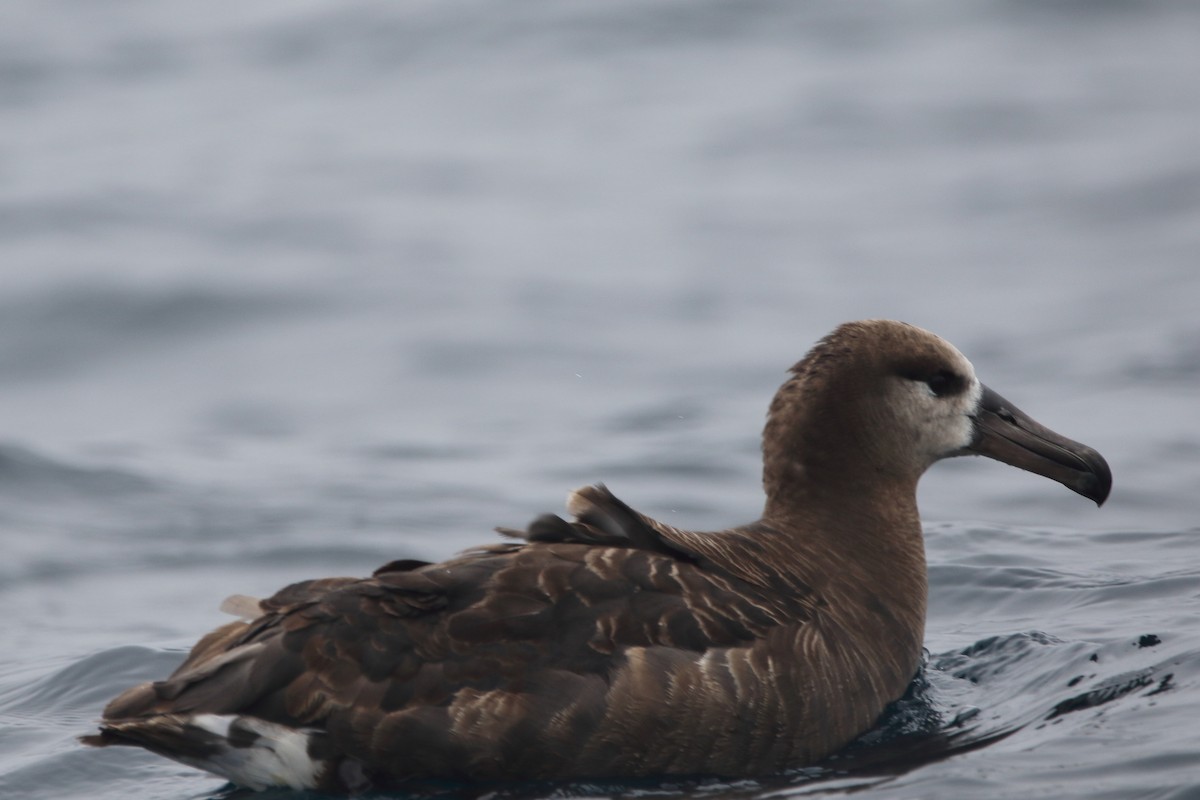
[1,2,1199,798]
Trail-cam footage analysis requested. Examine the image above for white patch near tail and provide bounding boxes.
[187,714,323,791]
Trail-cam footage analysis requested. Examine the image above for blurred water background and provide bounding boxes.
[1,1,1198,798]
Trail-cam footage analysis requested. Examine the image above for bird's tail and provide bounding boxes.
[83,713,327,791]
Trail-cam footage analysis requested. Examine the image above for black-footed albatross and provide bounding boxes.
[83,320,1112,792]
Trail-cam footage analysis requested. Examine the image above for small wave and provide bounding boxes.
[0,646,184,720]
[1046,668,1171,720]
[0,443,160,499]
[0,282,317,380]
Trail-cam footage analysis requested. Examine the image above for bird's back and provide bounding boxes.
[88,487,865,791]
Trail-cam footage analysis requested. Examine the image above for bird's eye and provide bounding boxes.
[900,367,963,398]
[924,370,961,397]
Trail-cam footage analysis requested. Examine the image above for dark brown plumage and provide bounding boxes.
[83,320,1112,792]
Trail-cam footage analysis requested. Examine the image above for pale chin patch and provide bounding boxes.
[945,379,984,453]
[895,351,981,465]
[939,355,982,457]
[956,375,984,449]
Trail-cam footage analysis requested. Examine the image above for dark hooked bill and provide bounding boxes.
[967,385,1112,506]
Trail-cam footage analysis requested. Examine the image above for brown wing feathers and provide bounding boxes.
[89,488,807,786]
[498,484,701,562]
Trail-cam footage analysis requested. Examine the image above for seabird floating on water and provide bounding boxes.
[83,320,1111,792]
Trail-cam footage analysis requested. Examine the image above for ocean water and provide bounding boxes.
[1,1,1199,798]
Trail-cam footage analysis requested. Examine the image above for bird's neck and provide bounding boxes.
[761,462,929,666]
